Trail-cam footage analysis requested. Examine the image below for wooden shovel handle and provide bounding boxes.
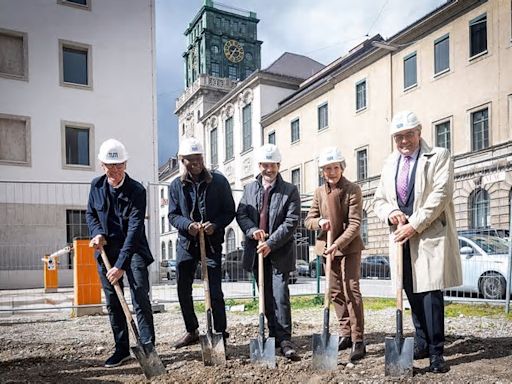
[258,241,265,315]
[324,231,333,309]
[199,228,212,312]
[396,243,403,311]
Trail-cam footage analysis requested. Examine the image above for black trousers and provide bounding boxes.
[176,256,226,333]
[97,247,155,354]
[402,241,445,356]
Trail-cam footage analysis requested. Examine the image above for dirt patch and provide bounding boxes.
[1,306,511,383]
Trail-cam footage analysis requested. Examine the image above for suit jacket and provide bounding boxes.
[372,138,462,292]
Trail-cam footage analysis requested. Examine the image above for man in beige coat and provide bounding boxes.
[373,111,462,374]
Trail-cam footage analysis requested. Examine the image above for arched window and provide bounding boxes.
[361,210,369,245]
[168,240,173,260]
[161,241,166,260]
[469,188,490,228]
[226,228,236,253]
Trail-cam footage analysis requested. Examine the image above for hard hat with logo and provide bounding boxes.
[98,139,128,164]
[318,146,345,168]
[178,137,204,156]
[256,144,281,163]
[390,111,421,136]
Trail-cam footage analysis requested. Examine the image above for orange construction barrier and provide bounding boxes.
[43,254,58,293]
[72,239,103,317]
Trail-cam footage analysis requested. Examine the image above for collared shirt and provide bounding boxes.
[398,148,420,183]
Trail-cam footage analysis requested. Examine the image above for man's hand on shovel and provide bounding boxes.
[88,235,124,284]
[253,230,271,257]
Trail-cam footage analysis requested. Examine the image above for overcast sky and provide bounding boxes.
[155,0,447,166]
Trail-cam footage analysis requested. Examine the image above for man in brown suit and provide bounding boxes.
[305,147,366,362]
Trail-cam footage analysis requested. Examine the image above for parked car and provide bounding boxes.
[455,233,511,300]
[309,257,325,278]
[296,259,310,276]
[458,228,509,239]
[360,255,390,279]
[160,259,176,281]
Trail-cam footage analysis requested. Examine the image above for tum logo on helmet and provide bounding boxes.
[107,152,119,159]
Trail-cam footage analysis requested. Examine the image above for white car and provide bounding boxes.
[455,234,511,300]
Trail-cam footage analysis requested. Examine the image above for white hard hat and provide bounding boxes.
[178,137,204,156]
[256,144,281,163]
[98,139,128,164]
[318,146,345,168]
[390,111,421,135]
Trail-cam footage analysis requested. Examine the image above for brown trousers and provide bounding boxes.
[329,251,364,342]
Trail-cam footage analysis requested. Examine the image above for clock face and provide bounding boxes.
[224,39,244,63]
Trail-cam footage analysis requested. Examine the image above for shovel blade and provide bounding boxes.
[384,336,414,377]
[250,336,276,368]
[131,341,166,379]
[200,332,226,366]
[311,332,339,371]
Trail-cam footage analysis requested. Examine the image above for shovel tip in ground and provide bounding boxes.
[311,333,339,371]
[249,337,276,369]
[199,333,226,366]
[384,335,414,377]
[131,342,167,379]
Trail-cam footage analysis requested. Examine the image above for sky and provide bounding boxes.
[155,0,447,167]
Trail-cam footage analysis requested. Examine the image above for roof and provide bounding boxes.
[264,52,325,80]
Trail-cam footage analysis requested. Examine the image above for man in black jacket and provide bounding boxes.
[86,139,155,368]
[236,144,301,359]
[168,137,236,348]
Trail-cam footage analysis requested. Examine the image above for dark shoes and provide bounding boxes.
[104,350,132,368]
[280,340,298,360]
[349,341,366,362]
[429,355,449,373]
[172,330,199,349]
[338,336,353,351]
[414,346,429,360]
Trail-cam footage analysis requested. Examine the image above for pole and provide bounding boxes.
[505,193,512,314]
[316,255,321,296]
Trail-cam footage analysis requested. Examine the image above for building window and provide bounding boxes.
[66,209,89,243]
[168,240,173,260]
[211,62,220,77]
[291,168,301,193]
[161,241,166,260]
[226,228,236,253]
[57,0,90,10]
[291,119,300,143]
[59,40,92,88]
[62,121,93,169]
[403,52,417,89]
[228,65,237,80]
[355,80,367,111]
[268,131,276,144]
[469,14,487,58]
[435,120,451,150]
[0,113,31,166]
[210,128,218,167]
[361,210,368,245]
[225,117,234,160]
[434,34,449,74]
[242,104,252,151]
[318,103,328,130]
[0,28,28,81]
[161,216,166,234]
[471,107,489,151]
[469,188,489,228]
[356,148,368,181]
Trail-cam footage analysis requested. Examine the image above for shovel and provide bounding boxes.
[198,227,226,366]
[99,249,166,379]
[384,243,414,377]
[250,241,276,368]
[312,230,339,371]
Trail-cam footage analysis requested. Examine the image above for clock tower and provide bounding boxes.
[183,0,262,87]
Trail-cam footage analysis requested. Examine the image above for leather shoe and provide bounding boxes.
[172,330,199,348]
[104,350,131,368]
[429,355,449,373]
[280,340,298,360]
[349,341,366,362]
[338,336,353,351]
[414,346,429,360]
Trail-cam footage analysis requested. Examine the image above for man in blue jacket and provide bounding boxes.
[168,137,236,348]
[236,144,301,359]
[86,139,155,368]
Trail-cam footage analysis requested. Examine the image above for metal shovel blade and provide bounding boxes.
[131,341,166,379]
[250,335,276,368]
[311,332,339,371]
[200,331,226,366]
[384,335,414,377]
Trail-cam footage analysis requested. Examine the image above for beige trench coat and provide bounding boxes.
[372,139,462,293]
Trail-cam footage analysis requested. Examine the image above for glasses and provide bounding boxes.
[102,162,125,169]
[393,131,417,142]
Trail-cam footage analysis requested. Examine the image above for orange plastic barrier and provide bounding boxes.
[72,239,102,317]
[43,254,58,293]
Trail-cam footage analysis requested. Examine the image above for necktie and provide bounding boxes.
[397,156,411,203]
[259,185,271,232]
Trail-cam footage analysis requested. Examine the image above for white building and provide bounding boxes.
[0,0,159,288]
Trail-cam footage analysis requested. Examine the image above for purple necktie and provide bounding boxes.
[397,156,411,203]
[259,185,271,232]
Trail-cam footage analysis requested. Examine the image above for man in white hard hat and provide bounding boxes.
[168,137,235,348]
[86,139,156,368]
[236,144,301,359]
[304,147,366,362]
[373,111,462,373]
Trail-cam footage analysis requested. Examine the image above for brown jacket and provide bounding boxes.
[305,176,365,256]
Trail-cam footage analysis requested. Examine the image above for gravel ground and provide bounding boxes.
[1,304,511,383]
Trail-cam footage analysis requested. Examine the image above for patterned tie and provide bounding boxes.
[259,185,271,232]
[397,156,411,203]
